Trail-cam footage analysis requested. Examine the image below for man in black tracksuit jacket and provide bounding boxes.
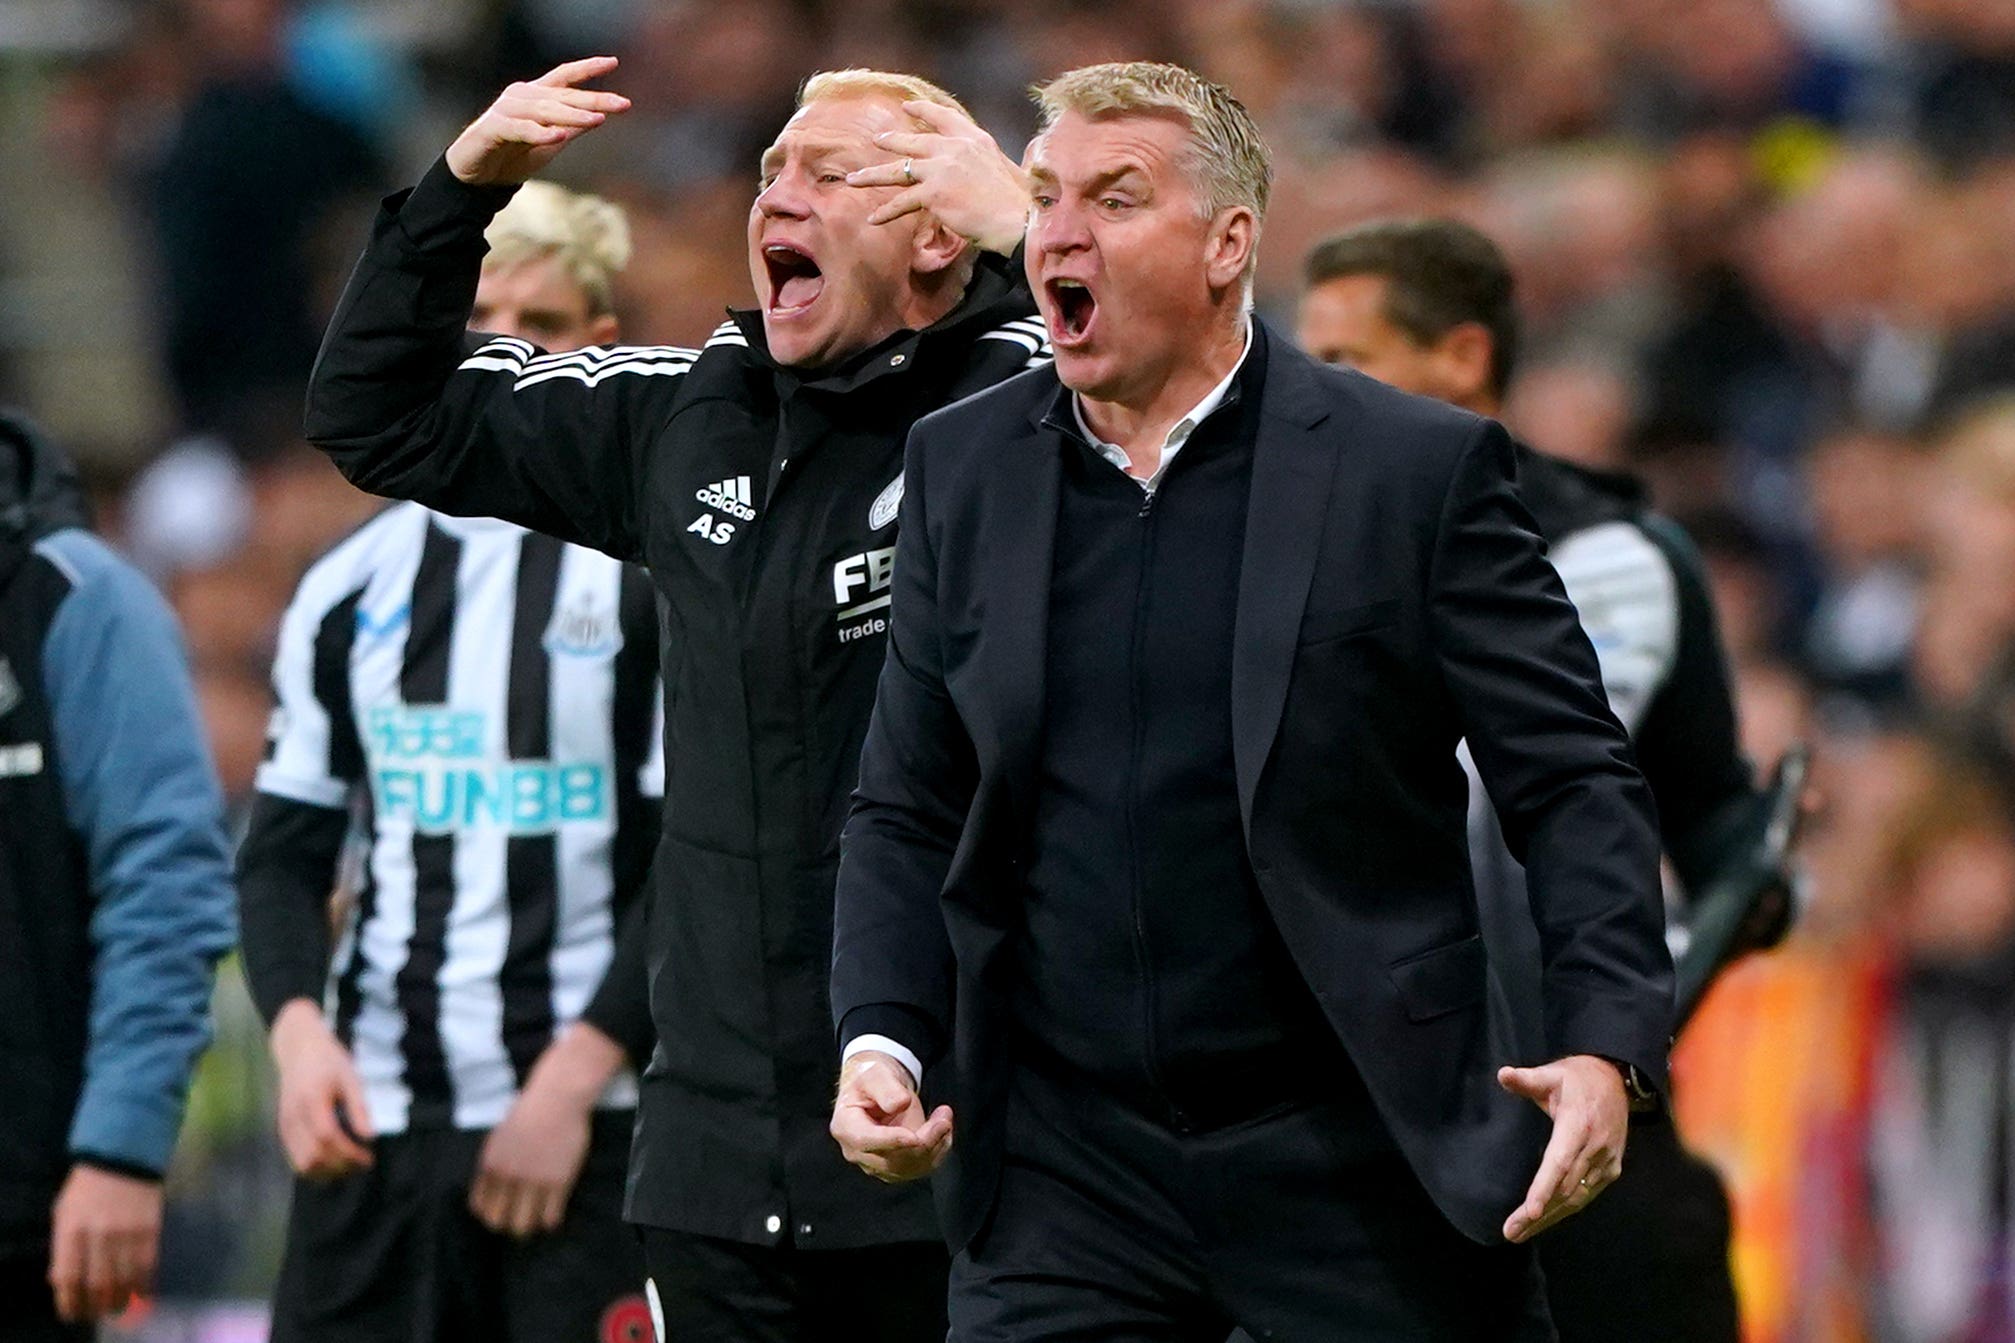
[1298,219,1766,1342]
[303,58,1042,1340]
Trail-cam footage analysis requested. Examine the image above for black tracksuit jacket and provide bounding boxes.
[304,159,1045,1248]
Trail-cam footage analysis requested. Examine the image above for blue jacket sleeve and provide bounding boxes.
[37,529,237,1175]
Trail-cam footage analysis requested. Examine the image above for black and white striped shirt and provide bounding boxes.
[256,503,662,1133]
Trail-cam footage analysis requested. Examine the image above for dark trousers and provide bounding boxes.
[0,1253,91,1343]
[953,1061,1555,1343]
[1537,1118,1740,1343]
[270,1110,646,1343]
[638,1226,949,1342]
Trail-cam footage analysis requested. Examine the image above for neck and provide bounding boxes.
[1463,390,1502,419]
[1079,312,1248,459]
[897,261,976,339]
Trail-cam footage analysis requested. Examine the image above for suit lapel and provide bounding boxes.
[979,412,1062,834]
[1231,334,1339,829]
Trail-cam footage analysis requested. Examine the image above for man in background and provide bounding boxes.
[239,181,659,1343]
[0,409,235,1339]
[1297,216,1765,1343]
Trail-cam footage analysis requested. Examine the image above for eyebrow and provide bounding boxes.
[759,137,862,176]
[1028,163,1151,195]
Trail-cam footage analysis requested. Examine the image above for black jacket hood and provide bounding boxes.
[0,409,91,547]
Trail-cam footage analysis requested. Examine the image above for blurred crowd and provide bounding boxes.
[10,0,2015,1337]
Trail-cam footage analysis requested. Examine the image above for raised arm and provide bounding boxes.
[304,59,686,562]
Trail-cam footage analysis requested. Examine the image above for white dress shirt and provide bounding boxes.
[1072,317,1253,494]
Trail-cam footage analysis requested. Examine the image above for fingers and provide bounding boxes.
[536,1179,571,1233]
[49,1221,86,1322]
[515,100,609,131]
[901,99,980,135]
[854,1057,919,1116]
[1503,1104,1627,1242]
[1496,1064,1558,1110]
[447,72,631,185]
[126,1226,158,1302]
[1513,1158,1616,1243]
[49,1225,137,1323]
[469,1169,506,1231]
[532,55,621,89]
[84,1232,122,1320]
[1504,1115,1578,1242]
[506,83,631,117]
[831,1103,955,1183]
[312,1096,374,1173]
[502,1180,543,1239]
[847,161,920,189]
[832,1053,940,1180]
[339,1068,377,1144]
[283,1083,373,1178]
[469,1169,535,1238]
[866,189,929,227]
[919,1104,955,1167]
[470,1166,571,1238]
[872,129,943,159]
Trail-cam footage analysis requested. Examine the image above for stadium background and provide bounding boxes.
[4,0,2014,1337]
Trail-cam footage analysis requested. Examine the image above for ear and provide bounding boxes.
[912,215,972,277]
[1431,322,1496,406]
[1203,207,1257,295]
[587,313,621,346]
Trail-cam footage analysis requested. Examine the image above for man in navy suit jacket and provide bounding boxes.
[828,61,1673,1342]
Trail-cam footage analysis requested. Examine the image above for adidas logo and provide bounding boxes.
[694,477,757,521]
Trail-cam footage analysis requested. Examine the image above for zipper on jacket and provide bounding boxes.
[1124,488,1179,1126]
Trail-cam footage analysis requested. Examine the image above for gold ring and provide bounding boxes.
[1578,1176,1592,1188]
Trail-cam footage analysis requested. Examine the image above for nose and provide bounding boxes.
[1032,197,1090,256]
[756,165,811,220]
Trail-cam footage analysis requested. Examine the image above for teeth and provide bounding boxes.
[1055,279,1086,290]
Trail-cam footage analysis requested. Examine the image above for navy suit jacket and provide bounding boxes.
[832,322,1673,1249]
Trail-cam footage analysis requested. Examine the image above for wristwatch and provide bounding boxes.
[1600,1056,1660,1113]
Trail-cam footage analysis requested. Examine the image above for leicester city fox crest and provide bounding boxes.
[870,472,904,531]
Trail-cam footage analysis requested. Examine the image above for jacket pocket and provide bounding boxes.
[1386,934,1485,1022]
[1298,598,1401,647]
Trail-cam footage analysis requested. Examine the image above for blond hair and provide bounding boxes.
[1034,61,1271,226]
[483,181,632,318]
[1940,394,2015,504]
[797,69,972,123]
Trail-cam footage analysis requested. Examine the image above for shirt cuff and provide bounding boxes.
[842,1035,923,1090]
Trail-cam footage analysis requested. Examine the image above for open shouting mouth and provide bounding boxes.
[1044,276,1098,349]
[764,242,825,318]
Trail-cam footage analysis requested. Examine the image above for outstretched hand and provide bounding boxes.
[1498,1055,1629,1243]
[830,1051,954,1184]
[845,100,1031,256]
[446,56,632,187]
